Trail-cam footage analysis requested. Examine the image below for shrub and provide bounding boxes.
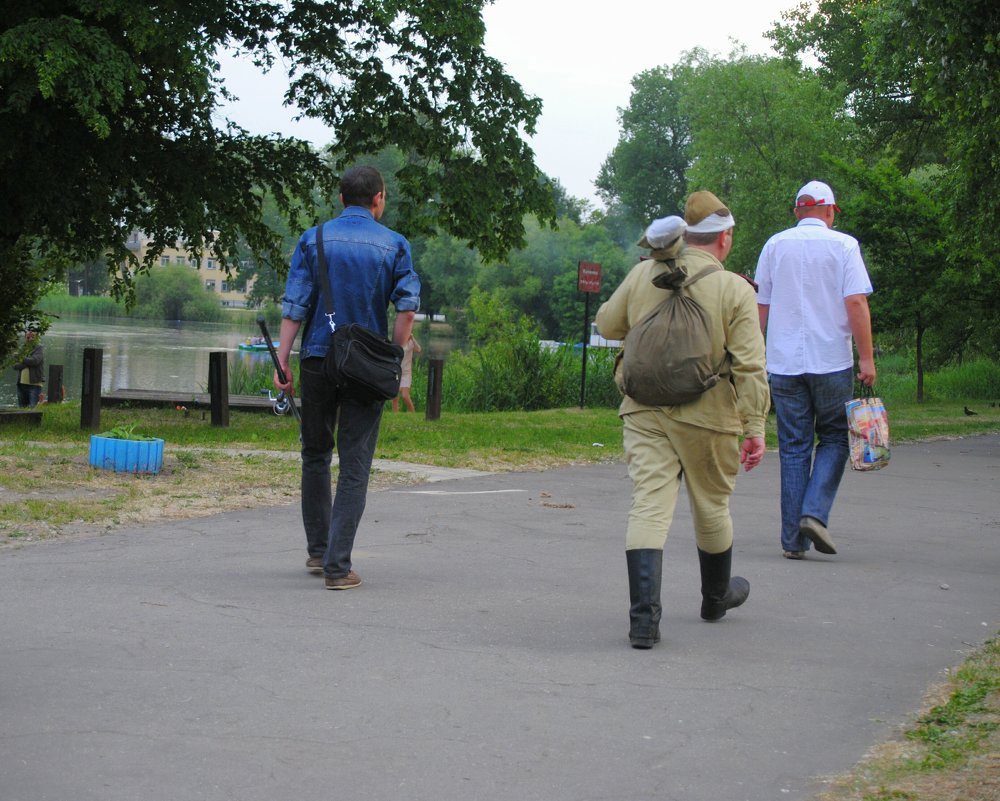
[228,357,300,397]
[922,359,1000,401]
[440,338,619,412]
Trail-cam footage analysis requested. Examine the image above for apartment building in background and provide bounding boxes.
[123,230,255,308]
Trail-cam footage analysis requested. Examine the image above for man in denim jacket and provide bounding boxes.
[274,166,421,590]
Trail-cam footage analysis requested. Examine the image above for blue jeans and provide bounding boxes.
[299,358,384,578]
[769,369,852,552]
[16,383,41,408]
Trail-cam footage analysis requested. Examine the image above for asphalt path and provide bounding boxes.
[1,434,998,801]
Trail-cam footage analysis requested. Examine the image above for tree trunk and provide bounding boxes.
[915,321,925,403]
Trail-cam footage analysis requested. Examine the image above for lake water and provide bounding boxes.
[2,317,461,407]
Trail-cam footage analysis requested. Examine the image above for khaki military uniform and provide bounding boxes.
[596,248,768,553]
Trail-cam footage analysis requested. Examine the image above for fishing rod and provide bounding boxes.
[256,315,301,423]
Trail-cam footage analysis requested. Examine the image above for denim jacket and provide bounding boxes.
[281,207,421,360]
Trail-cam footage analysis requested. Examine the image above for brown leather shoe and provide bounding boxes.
[782,550,805,560]
[325,571,362,590]
[306,557,324,575]
[800,516,837,554]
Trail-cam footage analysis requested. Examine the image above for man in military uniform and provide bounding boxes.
[596,192,769,649]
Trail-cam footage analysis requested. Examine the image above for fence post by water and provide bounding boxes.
[80,348,102,430]
[47,365,63,404]
[425,358,443,421]
[208,352,229,428]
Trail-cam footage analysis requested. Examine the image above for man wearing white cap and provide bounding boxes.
[596,191,769,649]
[755,180,876,561]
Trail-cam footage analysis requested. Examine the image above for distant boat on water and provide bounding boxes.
[238,336,278,352]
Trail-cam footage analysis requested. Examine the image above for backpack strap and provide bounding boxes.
[650,263,720,291]
[681,264,721,287]
[677,264,731,380]
[314,223,380,333]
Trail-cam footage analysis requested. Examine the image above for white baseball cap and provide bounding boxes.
[638,215,686,250]
[795,180,841,212]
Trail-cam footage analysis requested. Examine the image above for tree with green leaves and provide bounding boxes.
[677,48,858,273]
[769,0,1000,366]
[68,258,112,297]
[550,178,593,227]
[133,265,225,323]
[596,66,691,227]
[834,159,950,400]
[589,202,645,254]
[596,49,856,274]
[771,0,999,225]
[766,0,944,172]
[413,232,480,319]
[868,0,1000,236]
[547,223,631,342]
[0,1,554,366]
[474,217,630,341]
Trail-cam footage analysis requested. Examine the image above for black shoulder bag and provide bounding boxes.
[315,224,404,401]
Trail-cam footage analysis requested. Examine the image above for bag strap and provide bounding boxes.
[682,264,721,288]
[650,263,720,292]
[681,264,729,378]
[855,381,875,399]
[314,224,338,334]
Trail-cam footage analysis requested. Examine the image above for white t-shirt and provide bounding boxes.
[755,218,872,375]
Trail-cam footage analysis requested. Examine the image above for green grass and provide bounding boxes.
[904,646,1000,770]
[38,293,124,318]
[874,357,1000,404]
[4,394,997,469]
[39,291,281,327]
[375,406,625,469]
[0,401,627,469]
[228,357,299,396]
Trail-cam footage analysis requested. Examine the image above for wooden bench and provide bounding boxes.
[0,409,42,426]
[100,389,298,414]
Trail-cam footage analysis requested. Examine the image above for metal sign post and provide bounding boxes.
[577,262,602,408]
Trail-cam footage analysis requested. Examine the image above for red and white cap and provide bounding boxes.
[795,180,841,212]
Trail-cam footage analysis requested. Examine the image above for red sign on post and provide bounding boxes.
[578,261,602,293]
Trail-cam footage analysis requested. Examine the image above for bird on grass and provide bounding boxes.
[964,406,978,416]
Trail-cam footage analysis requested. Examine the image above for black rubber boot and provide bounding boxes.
[626,549,663,648]
[697,546,749,622]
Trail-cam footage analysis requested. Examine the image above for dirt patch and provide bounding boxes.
[0,445,418,549]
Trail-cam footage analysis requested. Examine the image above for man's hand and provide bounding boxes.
[740,436,766,472]
[857,357,876,387]
[845,294,875,387]
[272,359,294,396]
[271,317,302,395]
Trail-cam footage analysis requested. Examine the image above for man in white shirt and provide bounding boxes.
[755,181,876,560]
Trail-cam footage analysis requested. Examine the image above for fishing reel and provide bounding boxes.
[273,391,294,416]
[262,389,293,416]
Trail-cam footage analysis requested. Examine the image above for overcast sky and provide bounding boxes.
[218,0,799,208]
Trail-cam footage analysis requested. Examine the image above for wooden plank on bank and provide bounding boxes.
[101,389,299,414]
[0,409,42,426]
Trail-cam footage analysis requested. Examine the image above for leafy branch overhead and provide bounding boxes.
[0,1,554,364]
